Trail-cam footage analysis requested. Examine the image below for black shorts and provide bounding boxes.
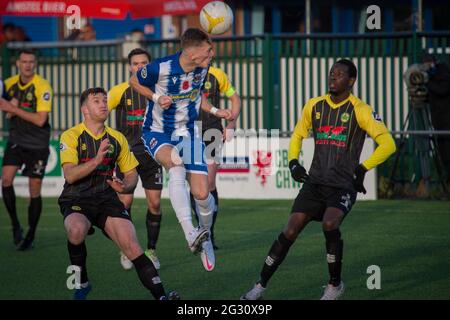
[59,194,131,231]
[291,181,357,221]
[116,151,162,192]
[203,129,223,162]
[2,142,49,179]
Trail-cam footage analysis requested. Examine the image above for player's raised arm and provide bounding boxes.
[200,94,233,120]
[129,74,154,100]
[130,63,173,109]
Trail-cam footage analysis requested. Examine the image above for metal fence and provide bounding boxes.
[1,31,449,135]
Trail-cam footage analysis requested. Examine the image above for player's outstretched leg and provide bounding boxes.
[2,184,23,246]
[105,216,176,300]
[168,165,208,252]
[240,232,293,300]
[209,188,219,249]
[64,213,92,300]
[145,209,162,269]
[320,229,345,300]
[321,208,345,300]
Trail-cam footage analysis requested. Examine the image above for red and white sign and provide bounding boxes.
[0,0,212,19]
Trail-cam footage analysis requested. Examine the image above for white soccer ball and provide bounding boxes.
[199,1,234,35]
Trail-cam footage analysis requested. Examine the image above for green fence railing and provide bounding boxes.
[1,31,449,135]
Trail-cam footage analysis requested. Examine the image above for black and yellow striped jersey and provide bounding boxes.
[4,74,52,149]
[108,82,147,153]
[59,122,138,200]
[289,94,393,190]
[199,66,235,130]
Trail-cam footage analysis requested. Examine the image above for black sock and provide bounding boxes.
[67,241,88,284]
[2,186,21,229]
[324,229,343,286]
[132,253,166,300]
[210,189,218,242]
[190,192,199,224]
[146,210,161,250]
[26,196,42,241]
[260,232,294,287]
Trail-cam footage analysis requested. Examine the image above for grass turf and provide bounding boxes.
[1,198,449,300]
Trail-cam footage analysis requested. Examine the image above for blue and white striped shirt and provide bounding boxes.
[137,52,208,137]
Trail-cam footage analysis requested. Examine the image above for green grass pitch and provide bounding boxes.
[1,198,449,300]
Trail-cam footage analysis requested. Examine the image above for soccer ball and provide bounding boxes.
[199,1,234,35]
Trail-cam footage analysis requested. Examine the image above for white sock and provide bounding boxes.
[195,193,214,230]
[168,166,194,241]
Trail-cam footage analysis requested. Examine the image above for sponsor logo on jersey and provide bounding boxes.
[189,89,200,102]
[316,125,347,147]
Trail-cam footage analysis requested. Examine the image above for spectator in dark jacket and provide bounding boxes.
[423,54,450,189]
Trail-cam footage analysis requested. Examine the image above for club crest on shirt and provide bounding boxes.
[204,81,212,90]
[193,73,202,85]
[316,112,321,120]
[140,66,147,79]
[341,112,350,123]
[26,92,33,101]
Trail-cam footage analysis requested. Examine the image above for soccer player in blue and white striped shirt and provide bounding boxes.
[130,28,233,271]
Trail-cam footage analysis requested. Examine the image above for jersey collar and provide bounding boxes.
[81,122,107,140]
[325,93,353,109]
[17,74,35,90]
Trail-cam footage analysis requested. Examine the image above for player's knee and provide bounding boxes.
[121,239,142,260]
[148,201,160,214]
[67,224,87,244]
[1,176,14,187]
[29,180,42,197]
[322,219,339,231]
[282,227,298,242]
[192,189,209,201]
